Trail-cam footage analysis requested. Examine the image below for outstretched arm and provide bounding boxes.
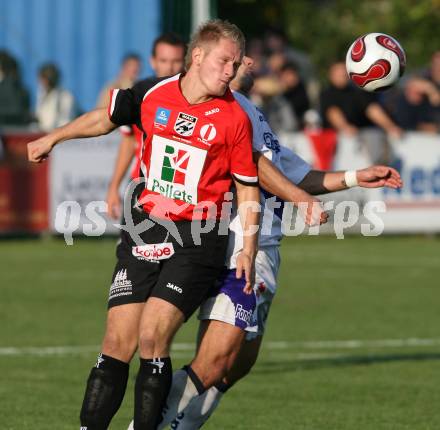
[28,108,117,163]
[298,166,403,194]
[255,153,328,226]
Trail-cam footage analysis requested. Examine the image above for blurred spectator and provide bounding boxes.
[0,50,31,127]
[423,51,440,90]
[388,77,440,134]
[150,32,185,77]
[35,63,79,132]
[96,53,141,108]
[422,51,440,128]
[279,62,310,128]
[263,28,315,83]
[320,61,402,164]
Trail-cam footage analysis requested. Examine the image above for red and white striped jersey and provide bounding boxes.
[108,74,257,221]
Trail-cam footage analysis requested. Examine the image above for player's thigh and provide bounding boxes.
[138,296,185,354]
[150,251,224,323]
[102,302,145,362]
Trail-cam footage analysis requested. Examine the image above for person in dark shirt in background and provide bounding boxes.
[0,50,31,127]
[320,61,402,164]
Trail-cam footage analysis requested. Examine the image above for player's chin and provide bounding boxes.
[212,83,228,96]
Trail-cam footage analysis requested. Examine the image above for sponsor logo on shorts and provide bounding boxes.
[174,112,198,136]
[154,107,171,127]
[166,282,183,294]
[132,243,175,262]
[235,303,252,324]
[109,269,133,300]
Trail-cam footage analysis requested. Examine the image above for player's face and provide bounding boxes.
[197,38,242,96]
[229,56,255,92]
[150,42,185,78]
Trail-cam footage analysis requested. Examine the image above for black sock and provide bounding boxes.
[134,357,172,430]
[215,380,231,393]
[79,353,129,430]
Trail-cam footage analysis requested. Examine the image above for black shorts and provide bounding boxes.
[108,209,228,320]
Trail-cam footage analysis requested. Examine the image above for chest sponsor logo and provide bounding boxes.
[174,112,198,136]
[205,107,220,116]
[132,243,175,261]
[199,123,217,142]
[154,107,171,127]
[147,135,207,204]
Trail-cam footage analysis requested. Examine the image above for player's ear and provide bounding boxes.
[149,56,156,72]
[192,47,203,67]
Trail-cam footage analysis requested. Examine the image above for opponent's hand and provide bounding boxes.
[236,250,255,295]
[27,136,55,163]
[106,186,121,220]
[297,196,329,226]
[356,166,403,189]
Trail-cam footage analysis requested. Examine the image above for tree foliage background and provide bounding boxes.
[218,0,440,78]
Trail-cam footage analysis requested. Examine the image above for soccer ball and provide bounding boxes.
[346,33,406,92]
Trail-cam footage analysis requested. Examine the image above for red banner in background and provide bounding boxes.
[0,132,48,233]
[305,129,338,170]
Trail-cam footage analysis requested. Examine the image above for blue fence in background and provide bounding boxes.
[0,0,161,111]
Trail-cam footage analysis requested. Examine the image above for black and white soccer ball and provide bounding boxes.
[346,32,406,92]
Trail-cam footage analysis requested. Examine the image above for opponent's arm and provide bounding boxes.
[255,153,328,226]
[234,180,260,294]
[298,166,403,194]
[107,134,137,219]
[28,108,117,163]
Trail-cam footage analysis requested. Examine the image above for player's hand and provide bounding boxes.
[27,136,55,163]
[356,166,403,189]
[106,186,121,220]
[297,197,328,226]
[236,250,255,295]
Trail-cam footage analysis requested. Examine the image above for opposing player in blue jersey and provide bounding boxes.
[127,57,402,430]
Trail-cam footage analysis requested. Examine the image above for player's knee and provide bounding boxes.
[102,331,137,361]
[138,330,170,357]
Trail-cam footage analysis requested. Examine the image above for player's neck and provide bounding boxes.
[180,71,213,105]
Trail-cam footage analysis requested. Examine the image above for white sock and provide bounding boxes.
[157,367,203,429]
[170,385,224,429]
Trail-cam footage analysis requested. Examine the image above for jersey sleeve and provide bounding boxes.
[230,112,258,185]
[279,145,312,184]
[108,78,159,127]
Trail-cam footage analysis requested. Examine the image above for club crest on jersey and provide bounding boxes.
[174,112,198,136]
[154,107,171,127]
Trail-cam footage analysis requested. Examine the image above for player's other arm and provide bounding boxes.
[28,108,117,163]
[255,153,328,226]
[298,167,403,194]
[234,179,260,294]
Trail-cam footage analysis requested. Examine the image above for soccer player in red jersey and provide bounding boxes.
[106,33,186,220]
[28,20,260,430]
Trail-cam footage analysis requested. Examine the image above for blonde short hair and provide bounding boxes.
[185,19,245,68]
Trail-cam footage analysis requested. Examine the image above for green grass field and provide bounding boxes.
[1,235,440,429]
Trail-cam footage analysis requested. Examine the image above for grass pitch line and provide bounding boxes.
[1,337,440,357]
